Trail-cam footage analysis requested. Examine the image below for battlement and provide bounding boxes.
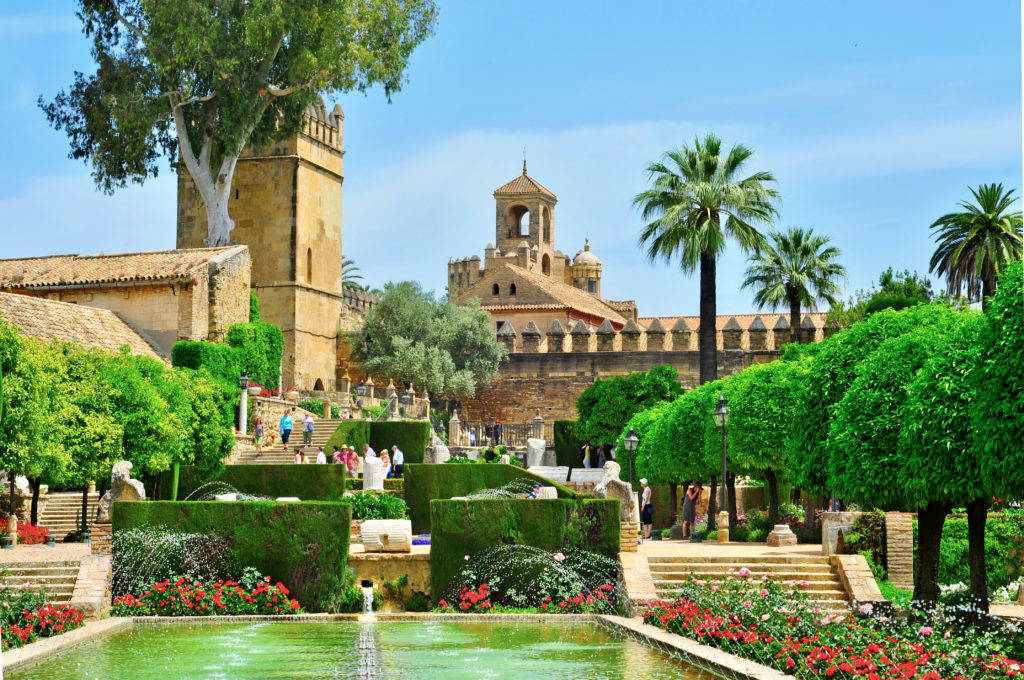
[300,98,344,152]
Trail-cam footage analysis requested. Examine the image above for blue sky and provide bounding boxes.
[0,2,1020,316]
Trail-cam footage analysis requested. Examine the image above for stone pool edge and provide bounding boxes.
[595,615,790,680]
[1,618,134,672]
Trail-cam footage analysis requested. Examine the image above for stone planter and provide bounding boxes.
[351,519,363,537]
[247,386,263,396]
[284,390,300,402]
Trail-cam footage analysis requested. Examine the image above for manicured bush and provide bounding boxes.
[429,498,619,602]
[346,491,408,520]
[113,500,351,612]
[936,514,1024,590]
[404,463,579,534]
[325,420,371,452]
[170,340,244,388]
[554,420,584,468]
[162,464,349,502]
[226,319,284,390]
[369,420,430,464]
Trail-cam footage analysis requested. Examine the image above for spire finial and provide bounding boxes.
[584,236,590,251]
[522,147,527,175]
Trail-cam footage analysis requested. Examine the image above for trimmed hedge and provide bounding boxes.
[113,501,351,612]
[226,320,284,390]
[404,463,579,534]
[170,341,244,388]
[161,464,348,502]
[429,498,620,601]
[370,421,431,465]
[325,420,371,452]
[934,514,1024,590]
[554,420,584,468]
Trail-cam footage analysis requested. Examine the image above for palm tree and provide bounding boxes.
[342,258,364,291]
[742,227,846,344]
[929,183,1023,311]
[634,133,779,383]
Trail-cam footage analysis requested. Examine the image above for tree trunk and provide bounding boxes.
[792,487,801,505]
[914,500,952,605]
[789,293,802,344]
[81,484,90,532]
[202,182,235,247]
[726,473,738,527]
[707,475,718,530]
[765,468,779,524]
[29,477,40,526]
[803,493,817,529]
[698,250,718,384]
[668,482,678,524]
[966,496,990,624]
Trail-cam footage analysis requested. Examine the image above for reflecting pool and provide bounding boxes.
[8,621,713,679]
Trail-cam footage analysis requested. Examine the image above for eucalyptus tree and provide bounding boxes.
[742,227,846,343]
[41,0,437,246]
[634,134,778,383]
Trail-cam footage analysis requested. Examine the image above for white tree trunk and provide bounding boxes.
[200,178,236,247]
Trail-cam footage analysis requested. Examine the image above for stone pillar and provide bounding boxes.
[717,511,730,543]
[773,316,791,347]
[322,400,332,419]
[238,388,248,434]
[386,379,398,418]
[531,409,544,440]
[801,315,819,343]
[766,524,797,547]
[620,319,642,351]
[363,457,385,492]
[595,319,617,351]
[747,315,768,350]
[670,318,692,351]
[497,323,518,352]
[569,320,592,353]
[448,410,462,447]
[545,319,567,353]
[521,321,543,352]
[645,318,667,351]
[722,317,743,349]
[885,512,915,590]
[338,372,352,407]
[362,376,376,406]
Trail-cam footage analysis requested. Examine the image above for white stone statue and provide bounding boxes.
[592,461,636,521]
[96,461,146,523]
[526,438,547,467]
[363,458,385,491]
[361,519,413,552]
[425,433,451,464]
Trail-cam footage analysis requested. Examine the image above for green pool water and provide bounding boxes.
[7,621,712,680]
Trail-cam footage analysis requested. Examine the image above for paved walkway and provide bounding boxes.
[0,543,91,565]
[636,539,822,559]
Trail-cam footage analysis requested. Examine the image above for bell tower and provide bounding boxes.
[492,162,558,275]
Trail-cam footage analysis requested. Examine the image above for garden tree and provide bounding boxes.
[575,365,684,445]
[899,313,992,615]
[356,282,507,399]
[826,305,959,603]
[634,134,778,384]
[827,267,934,328]
[42,0,437,246]
[741,227,846,344]
[342,258,365,291]
[619,402,673,487]
[929,183,1023,311]
[725,357,810,523]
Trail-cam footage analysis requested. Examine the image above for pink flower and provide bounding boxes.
[464,555,470,561]
[858,603,873,615]
[742,600,752,608]
[758,589,769,597]
[553,552,565,562]
[920,626,933,636]
[798,580,810,588]
[737,567,751,577]
[711,585,719,592]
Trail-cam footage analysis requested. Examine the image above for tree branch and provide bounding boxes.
[105,0,147,43]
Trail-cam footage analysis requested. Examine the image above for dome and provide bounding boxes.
[573,238,601,266]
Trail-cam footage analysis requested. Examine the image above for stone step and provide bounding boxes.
[649,563,834,574]
[654,578,845,594]
[654,585,848,603]
[647,555,831,565]
[2,564,80,574]
[650,569,840,583]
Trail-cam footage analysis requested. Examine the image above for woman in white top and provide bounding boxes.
[315,447,327,464]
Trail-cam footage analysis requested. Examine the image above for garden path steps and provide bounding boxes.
[647,554,850,612]
[0,560,80,603]
[234,417,347,465]
[38,492,100,538]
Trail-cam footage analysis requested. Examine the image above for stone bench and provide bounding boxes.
[527,466,569,483]
[361,519,413,553]
[569,469,605,483]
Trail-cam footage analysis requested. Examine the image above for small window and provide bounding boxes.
[234,189,239,200]
[510,283,517,295]
[492,283,500,295]
[306,248,313,283]
[587,279,597,293]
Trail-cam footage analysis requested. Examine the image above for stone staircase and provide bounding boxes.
[234,418,347,464]
[0,560,81,604]
[647,554,850,612]
[38,492,99,538]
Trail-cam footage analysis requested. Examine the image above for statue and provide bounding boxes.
[96,461,146,523]
[592,461,636,521]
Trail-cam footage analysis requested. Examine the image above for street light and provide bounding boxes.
[711,394,729,538]
[237,370,250,435]
[356,381,368,397]
[622,427,639,486]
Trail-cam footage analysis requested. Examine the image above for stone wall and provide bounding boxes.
[207,247,252,342]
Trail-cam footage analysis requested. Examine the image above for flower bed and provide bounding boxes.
[436,582,616,614]
[0,517,52,545]
[111,574,303,617]
[1,581,84,650]
[643,569,1023,679]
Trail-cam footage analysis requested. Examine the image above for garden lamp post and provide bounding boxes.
[623,428,639,486]
[711,395,729,542]
[238,370,249,435]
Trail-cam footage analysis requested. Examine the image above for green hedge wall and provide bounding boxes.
[226,321,284,390]
[370,421,431,465]
[429,498,619,601]
[161,464,349,502]
[933,514,1024,590]
[170,341,244,388]
[404,463,579,534]
[554,420,584,468]
[113,501,351,612]
[325,420,372,452]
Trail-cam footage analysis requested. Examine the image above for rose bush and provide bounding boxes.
[1,579,84,650]
[111,574,303,616]
[0,517,51,545]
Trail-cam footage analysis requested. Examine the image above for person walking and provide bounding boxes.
[580,441,592,469]
[253,418,265,457]
[681,483,701,538]
[345,446,359,478]
[315,447,327,464]
[280,410,294,449]
[494,420,503,445]
[391,445,405,479]
[380,449,392,479]
[293,448,303,464]
[302,413,315,448]
[640,478,654,539]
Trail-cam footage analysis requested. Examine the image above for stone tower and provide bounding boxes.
[493,161,561,278]
[571,238,602,296]
[176,99,345,391]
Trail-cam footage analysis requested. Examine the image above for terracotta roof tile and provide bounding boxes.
[0,246,246,289]
[640,312,828,332]
[494,172,556,199]
[0,293,167,361]
[498,264,626,325]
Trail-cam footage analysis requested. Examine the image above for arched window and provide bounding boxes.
[510,205,530,236]
[542,207,551,242]
[492,283,500,295]
[510,283,517,295]
[306,248,313,283]
[313,378,325,391]
[542,254,551,275]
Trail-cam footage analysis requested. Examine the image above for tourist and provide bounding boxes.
[469,427,477,446]
[346,447,359,477]
[596,445,606,469]
[380,449,392,478]
[528,483,541,499]
[342,407,350,419]
[315,447,327,464]
[364,443,377,458]
[253,417,264,457]
[332,445,343,464]
[391,445,404,478]
[302,412,315,448]
[681,483,701,538]
[580,440,593,468]
[280,410,294,449]
[293,448,302,464]
[640,478,654,539]
[494,420,502,445]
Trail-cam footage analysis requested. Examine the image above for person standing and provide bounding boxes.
[331,445,343,464]
[346,446,359,478]
[640,478,654,539]
[391,445,405,479]
[681,483,701,538]
[302,413,315,448]
[293,448,303,464]
[380,449,392,479]
[363,443,377,458]
[280,411,294,449]
[253,418,265,457]
[581,441,592,469]
[494,420,503,445]
[315,447,327,464]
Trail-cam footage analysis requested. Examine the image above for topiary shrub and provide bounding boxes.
[369,421,430,464]
[326,420,371,452]
[554,420,584,468]
[161,464,349,502]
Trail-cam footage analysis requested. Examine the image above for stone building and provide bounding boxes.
[0,246,250,358]
[176,98,347,391]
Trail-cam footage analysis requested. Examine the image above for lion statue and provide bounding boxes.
[96,461,146,523]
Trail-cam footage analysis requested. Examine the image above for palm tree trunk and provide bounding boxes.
[789,293,802,344]
[981,271,994,313]
[699,250,718,384]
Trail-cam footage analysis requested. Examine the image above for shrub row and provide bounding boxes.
[325,420,431,464]
[162,464,349,502]
[553,420,584,468]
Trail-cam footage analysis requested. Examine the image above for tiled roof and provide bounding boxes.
[0,293,167,361]
[479,303,567,312]
[639,312,828,332]
[0,246,246,289]
[494,172,556,198]
[498,264,626,325]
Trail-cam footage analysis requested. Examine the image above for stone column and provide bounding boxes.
[645,318,667,351]
[620,319,642,351]
[545,320,566,353]
[569,320,592,353]
[885,512,915,590]
[531,409,544,440]
[722,317,743,349]
[717,511,730,543]
[363,458,385,492]
[747,315,768,350]
[322,400,332,419]
[497,323,518,352]
[521,321,543,352]
[595,319,617,351]
[449,410,462,447]
[773,316,791,347]
[670,318,692,351]
[386,379,398,418]
[338,372,352,407]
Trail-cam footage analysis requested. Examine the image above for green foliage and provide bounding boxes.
[827,267,935,328]
[249,291,261,322]
[163,464,349,502]
[553,420,584,468]
[576,365,684,445]
[325,420,372,452]
[429,498,619,602]
[935,515,1024,590]
[843,511,887,569]
[345,491,408,520]
[356,281,507,399]
[226,320,284,390]
[171,341,243,388]
[369,421,431,465]
[403,463,579,534]
[113,501,351,613]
